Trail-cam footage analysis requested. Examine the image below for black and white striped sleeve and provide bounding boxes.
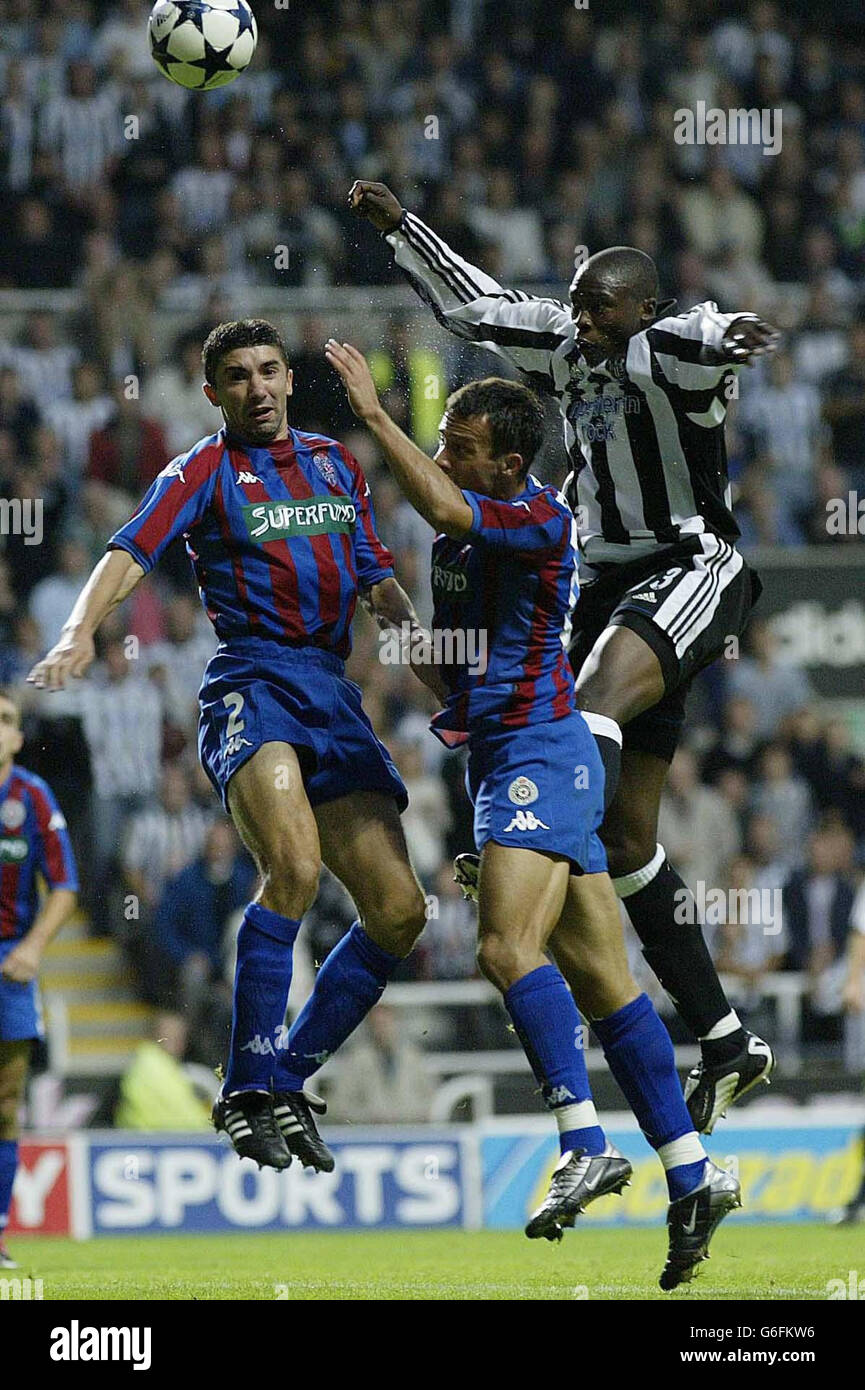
[386,212,572,390]
[645,301,759,428]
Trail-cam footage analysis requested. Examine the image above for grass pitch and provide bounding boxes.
[8,1223,861,1300]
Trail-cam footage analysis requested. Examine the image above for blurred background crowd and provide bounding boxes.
[1,0,864,1113]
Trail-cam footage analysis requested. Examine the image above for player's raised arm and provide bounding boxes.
[26,548,145,690]
[326,338,473,538]
[349,180,570,386]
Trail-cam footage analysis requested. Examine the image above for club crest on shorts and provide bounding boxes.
[313,452,338,487]
[0,798,26,830]
[508,776,539,806]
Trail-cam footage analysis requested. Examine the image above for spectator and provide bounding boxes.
[822,320,865,493]
[751,743,813,868]
[28,538,92,649]
[121,763,213,930]
[114,1013,213,1131]
[323,1003,435,1124]
[145,820,255,1013]
[79,637,164,934]
[783,823,857,1043]
[657,745,741,896]
[144,595,217,744]
[86,381,169,501]
[142,332,220,456]
[43,361,113,480]
[727,619,814,740]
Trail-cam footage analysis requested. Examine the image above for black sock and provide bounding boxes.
[616,851,745,1056]
[581,711,622,811]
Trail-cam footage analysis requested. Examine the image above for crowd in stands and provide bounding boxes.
[0,0,864,1072]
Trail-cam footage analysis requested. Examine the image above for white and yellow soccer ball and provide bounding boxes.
[148,0,258,91]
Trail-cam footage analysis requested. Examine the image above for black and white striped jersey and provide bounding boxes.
[388,211,755,572]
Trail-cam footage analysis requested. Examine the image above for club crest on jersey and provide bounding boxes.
[159,457,187,484]
[312,452,338,487]
[0,798,26,830]
[508,776,539,806]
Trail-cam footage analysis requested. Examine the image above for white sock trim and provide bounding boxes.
[612,843,666,900]
[657,1133,707,1171]
[554,1100,600,1134]
[581,711,623,746]
[700,1009,742,1041]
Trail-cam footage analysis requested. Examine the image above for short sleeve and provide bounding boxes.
[31,781,79,893]
[462,488,570,554]
[107,440,222,573]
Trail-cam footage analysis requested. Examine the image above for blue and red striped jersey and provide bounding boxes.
[107,427,395,659]
[429,475,579,745]
[0,765,78,942]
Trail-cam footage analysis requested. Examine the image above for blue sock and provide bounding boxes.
[592,993,707,1199]
[505,964,606,1157]
[0,1139,18,1230]
[275,921,402,1091]
[223,902,300,1095]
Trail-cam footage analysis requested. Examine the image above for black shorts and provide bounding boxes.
[568,534,762,763]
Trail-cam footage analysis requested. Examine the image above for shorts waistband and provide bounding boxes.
[217,638,345,675]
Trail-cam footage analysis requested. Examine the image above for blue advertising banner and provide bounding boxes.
[481,1116,863,1228]
[86,1131,474,1235]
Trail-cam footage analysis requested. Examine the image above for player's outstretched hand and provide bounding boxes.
[348,180,404,233]
[721,317,781,364]
[27,630,96,691]
[325,339,382,421]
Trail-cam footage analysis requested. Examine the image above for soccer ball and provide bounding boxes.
[148,0,258,90]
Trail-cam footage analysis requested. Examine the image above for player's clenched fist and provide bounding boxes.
[27,630,96,691]
[348,180,404,233]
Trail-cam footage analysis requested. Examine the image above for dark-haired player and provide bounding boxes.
[351,181,778,1133]
[0,688,78,1269]
[325,342,741,1289]
[28,319,434,1173]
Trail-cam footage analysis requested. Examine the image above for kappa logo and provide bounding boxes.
[225,734,253,757]
[159,457,187,484]
[508,776,539,806]
[47,810,67,831]
[236,471,262,485]
[241,1025,290,1057]
[504,810,550,833]
[547,1085,576,1105]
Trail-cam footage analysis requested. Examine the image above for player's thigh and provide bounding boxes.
[0,1040,31,1138]
[550,872,638,1020]
[478,842,571,955]
[228,741,321,891]
[575,623,666,726]
[601,748,670,877]
[313,791,426,951]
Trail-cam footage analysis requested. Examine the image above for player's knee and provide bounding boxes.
[367,882,427,955]
[476,932,527,993]
[603,833,657,881]
[259,847,321,918]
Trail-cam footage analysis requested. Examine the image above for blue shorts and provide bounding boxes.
[0,944,44,1042]
[466,713,608,874]
[198,639,408,814]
